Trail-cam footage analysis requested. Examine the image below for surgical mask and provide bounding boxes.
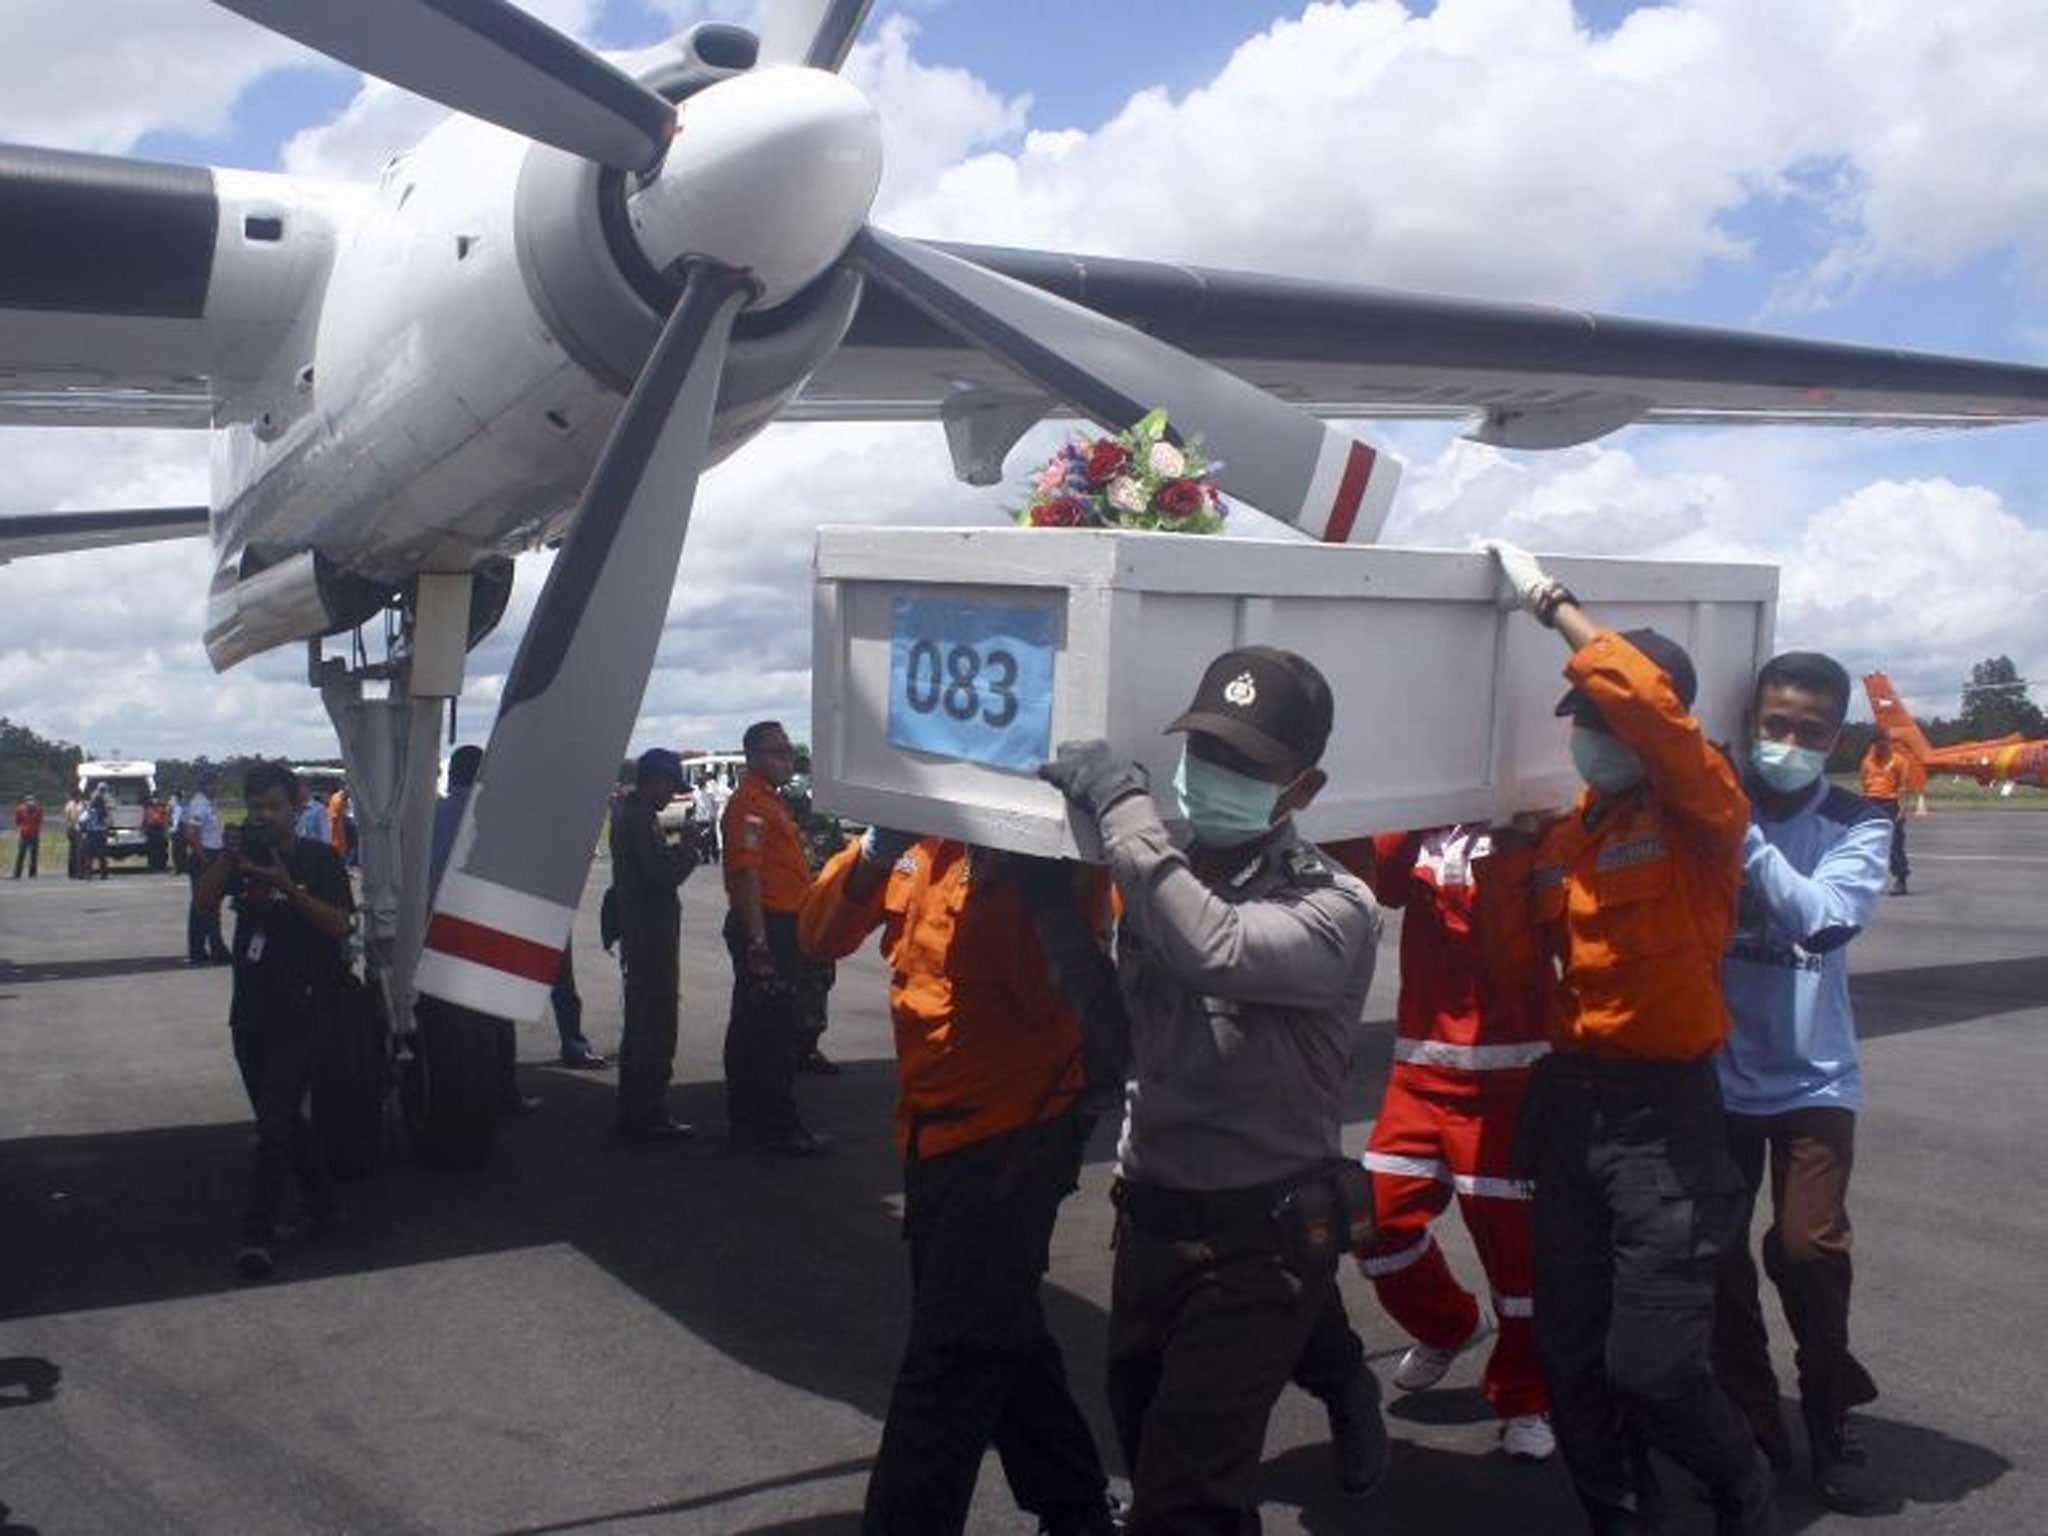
[1570,726,1645,794]
[1751,738,1828,794]
[1172,748,1284,845]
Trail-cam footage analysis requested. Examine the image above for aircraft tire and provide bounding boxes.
[314,977,386,1180]
[403,997,501,1168]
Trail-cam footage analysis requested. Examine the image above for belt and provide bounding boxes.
[1111,1176,1295,1242]
[1539,1051,1717,1096]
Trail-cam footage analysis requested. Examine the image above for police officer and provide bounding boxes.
[609,747,699,1143]
[1486,541,1782,1535]
[799,834,1120,1535]
[1040,644,1385,1536]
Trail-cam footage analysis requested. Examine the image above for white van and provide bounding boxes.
[75,759,157,859]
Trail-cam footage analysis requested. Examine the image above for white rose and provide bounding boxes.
[1147,441,1186,477]
[1108,476,1147,513]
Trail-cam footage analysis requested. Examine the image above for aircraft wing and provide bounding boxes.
[797,242,2048,448]
[0,144,359,429]
[0,506,210,562]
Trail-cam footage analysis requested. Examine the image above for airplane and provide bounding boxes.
[9,0,2048,1168]
[1864,673,2048,794]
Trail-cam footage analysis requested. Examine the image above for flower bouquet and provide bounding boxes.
[1015,408,1227,535]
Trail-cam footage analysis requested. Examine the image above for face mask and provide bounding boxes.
[1751,738,1828,794]
[1172,748,1285,846]
[1570,726,1645,794]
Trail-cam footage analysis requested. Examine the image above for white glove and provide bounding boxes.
[1480,539,1554,613]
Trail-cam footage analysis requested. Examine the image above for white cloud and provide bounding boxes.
[0,2,336,153]
[880,0,2048,309]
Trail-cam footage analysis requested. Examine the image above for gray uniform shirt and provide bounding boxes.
[1103,794,1381,1191]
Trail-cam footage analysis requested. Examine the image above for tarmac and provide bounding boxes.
[1,808,2043,1534]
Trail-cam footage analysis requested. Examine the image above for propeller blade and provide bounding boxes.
[849,228,1401,542]
[415,259,756,1022]
[756,0,875,71]
[210,0,676,173]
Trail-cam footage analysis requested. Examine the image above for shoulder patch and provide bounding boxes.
[1819,785,1891,830]
[1283,846,1336,888]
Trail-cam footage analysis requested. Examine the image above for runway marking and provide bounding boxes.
[1912,853,2048,863]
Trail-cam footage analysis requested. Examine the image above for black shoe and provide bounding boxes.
[501,1094,543,1117]
[235,1241,275,1280]
[618,1114,696,1145]
[558,1049,609,1070]
[755,1124,834,1157]
[1326,1364,1389,1499]
[798,1047,841,1075]
[1807,1410,1888,1515]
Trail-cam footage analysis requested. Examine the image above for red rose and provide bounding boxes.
[1082,440,1130,485]
[1031,496,1091,528]
[1157,478,1206,519]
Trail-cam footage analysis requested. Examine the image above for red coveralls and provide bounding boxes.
[1359,825,1551,1419]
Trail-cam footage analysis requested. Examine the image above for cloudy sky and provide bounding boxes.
[4,0,2047,762]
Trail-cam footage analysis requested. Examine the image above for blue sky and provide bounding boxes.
[4,0,2047,757]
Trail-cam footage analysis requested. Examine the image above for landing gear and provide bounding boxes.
[316,572,500,1167]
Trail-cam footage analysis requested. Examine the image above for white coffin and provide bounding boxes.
[811,528,1777,857]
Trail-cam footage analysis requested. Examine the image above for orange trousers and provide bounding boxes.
[1359,1072,1547,1419]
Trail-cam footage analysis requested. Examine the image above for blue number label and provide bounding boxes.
[887,597,1055,771]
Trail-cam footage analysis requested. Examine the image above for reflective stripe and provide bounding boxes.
[414,947,552,1022]
[1394,1038,1552,1071]
[1495,1293,1535,1319]
[432,869,576,948]
[1359,1233,1433,1279]
[1454,1173,1533,1201]
[1364,1151,1451,1184]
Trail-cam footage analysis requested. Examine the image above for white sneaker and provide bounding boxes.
[1502,1414,1556,1462]
[1392,1314,1494,1392]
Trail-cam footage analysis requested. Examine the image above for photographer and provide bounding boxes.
[195,761,354,1280]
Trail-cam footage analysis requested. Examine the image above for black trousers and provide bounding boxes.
[1872,801,1909,881]
[1524,1054,1775,1534]
[864,1112,1108,1534]
[231,1011,336,1244]
[187,856,229,962]
[12,833,37,877]
[721,908,804,1135]
[616,914,680,1127]
[1107,1183,1342,1535]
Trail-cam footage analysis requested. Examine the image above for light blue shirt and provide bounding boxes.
[297,800,331,844]
[1718,780,1891,1116]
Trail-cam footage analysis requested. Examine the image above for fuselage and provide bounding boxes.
[1920,736,2048,788]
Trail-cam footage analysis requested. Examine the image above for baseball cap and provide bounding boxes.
[1168,645,1334,770]
[1556,628,1697,721]
[637,747,685,785]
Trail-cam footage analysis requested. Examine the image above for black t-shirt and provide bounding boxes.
[229,835,354,1029]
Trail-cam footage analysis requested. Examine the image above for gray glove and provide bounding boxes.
[1038,740,1148,819]
[858,825,916,867]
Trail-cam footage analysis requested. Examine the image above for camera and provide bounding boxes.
[237,818,279,865]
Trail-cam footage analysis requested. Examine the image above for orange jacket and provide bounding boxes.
[1533,632,1749,1060]
[722,771,812,913]
[798,838,1091,1158]
[1859,745,1907,802]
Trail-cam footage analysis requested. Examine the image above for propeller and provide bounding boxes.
[209,0,677,172]
[757,0,877,71]
[414,258,756,1022]
[848,229,1401,542]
